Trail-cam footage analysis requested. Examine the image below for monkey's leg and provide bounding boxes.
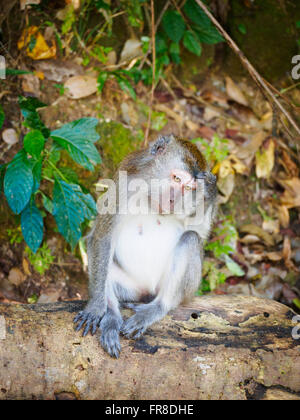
[121,231,202,339]
[74,234,111,336]
[99,289,123,358]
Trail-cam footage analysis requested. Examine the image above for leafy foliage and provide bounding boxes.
[25,243,54,275]
[162,11,186,43]
[1,98,101,253]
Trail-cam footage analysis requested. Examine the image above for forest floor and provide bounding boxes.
[0,15,300,312]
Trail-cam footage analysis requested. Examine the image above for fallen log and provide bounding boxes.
[0,295,299,400]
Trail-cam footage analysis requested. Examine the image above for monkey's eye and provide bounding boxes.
[173,175,181,183]
[185,185,191,190]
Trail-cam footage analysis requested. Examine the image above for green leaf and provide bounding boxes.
[6,69,33,76]
[183,30,202,56]
[155,35,168,54]
[29,157,42,193]
[42,193,53,214]
[21,198,44,253]
[224,255,245,277]
[0,104,5,130]
[238,23,247,35]
[58,167,78,184]
[194,24,224,44]
[23,129,45,158]
[162,10,186,43]
[50,118,101,171]
[4,150,34,214]
[169,42,181,64]
[0,164,5,190]
[52,179,97,248]
[97,72,108,92]
[115,75,136,100]
[183,0,211,28]
[18,96,50,137]
[19,96,47,113]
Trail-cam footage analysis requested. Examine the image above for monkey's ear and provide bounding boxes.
[150,135,173,155]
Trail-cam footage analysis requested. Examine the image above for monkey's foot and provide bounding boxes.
[121,304,152,339]
[100,330,121,358]
[74,309,103,336]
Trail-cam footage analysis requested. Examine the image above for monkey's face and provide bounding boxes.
[148,135,216,216]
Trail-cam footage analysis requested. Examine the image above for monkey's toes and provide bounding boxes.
[121,316,147,339]
[74,310,101,336]
[100,330,121,358]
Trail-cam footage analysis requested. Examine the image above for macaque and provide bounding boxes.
[74,134,217,357]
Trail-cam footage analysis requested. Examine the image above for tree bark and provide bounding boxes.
[0,295,299,400]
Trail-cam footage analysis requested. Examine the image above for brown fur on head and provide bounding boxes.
[118,134,208,180]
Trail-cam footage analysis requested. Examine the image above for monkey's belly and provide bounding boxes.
[114,215,184,294]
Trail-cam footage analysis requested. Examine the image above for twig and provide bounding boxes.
[143,0,156,148]
[138,0,171,71]
[194,0,300,141]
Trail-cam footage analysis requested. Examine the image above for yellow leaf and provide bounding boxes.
[18,26,56,60]
[255,138,275,178]
[34,70,45,80]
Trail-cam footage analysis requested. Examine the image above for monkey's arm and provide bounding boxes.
[74,215,113,336]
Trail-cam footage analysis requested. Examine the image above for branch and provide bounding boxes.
[0,296,299,399]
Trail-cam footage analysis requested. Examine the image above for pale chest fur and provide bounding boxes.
[114,214,184,293]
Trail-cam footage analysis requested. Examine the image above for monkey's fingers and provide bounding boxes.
[121,315,147,339]
[100,330,121,358]
[74,311,101,336]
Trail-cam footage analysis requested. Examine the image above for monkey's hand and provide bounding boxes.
[74,305,105,336]
[121,302,164,340]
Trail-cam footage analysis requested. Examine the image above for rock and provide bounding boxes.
[120,39,142,63]
[21,73,40,96]
[64,75,98,99]
[2,128,18,145]
[37,291,60,303]
[8,268,25,287]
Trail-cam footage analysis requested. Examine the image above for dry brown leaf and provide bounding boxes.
[279,177,300,209]
[239,224,275,247]
[18,26,56,60]
[240,234,261,244]
[278,205,290,228]
[217,173,235,204]
[262,219,280,234]
[64,75,98,99]
[283,236,299,272]
[255,138,275,178]
[235,130,266,162]
[22,258,31,276]
[228,155,248,174]
[225,76,249,106]
[280,149,299,177]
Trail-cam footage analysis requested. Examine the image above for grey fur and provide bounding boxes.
[74,135,217,358]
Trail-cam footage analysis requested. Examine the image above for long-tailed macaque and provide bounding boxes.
[74,135,217,357]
